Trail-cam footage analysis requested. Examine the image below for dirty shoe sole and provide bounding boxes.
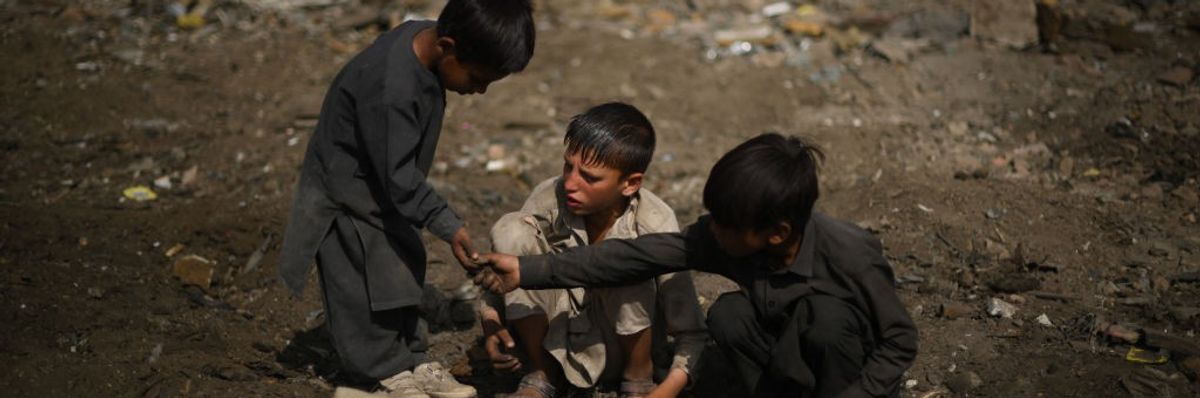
[333,386,388,398]
[424,390,476,398]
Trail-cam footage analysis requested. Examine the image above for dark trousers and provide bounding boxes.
[706,292,870,397]
[316,216,428,381]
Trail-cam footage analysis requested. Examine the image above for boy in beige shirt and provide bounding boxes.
[478,103,706,398]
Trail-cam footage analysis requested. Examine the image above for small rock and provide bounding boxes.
[1157,66,1194,87]
[87,287,104,299]
[940,303,975,320]
[761,2,794,18]
[147,343,163,364]
[714,25,775,46]
[869,37,928,63]
[947,121,970,136]
[987,275,1040,293]
[1035,313,1054,327]
[1147,241,1173,257]
[75,61,100,72]
[926,372,943,387]
[172,254,214,289]
[946,371,983,393]
[987,297,1018,318]
[153,176,172,190]
[180,166,199,187]
[485,144,506,160]
[984,208,1003,219]
[904,378,918,389]
[970,0,1038,48]
[1107,118,1138,139]
[213,365,257,382]
[983,238,1011,259]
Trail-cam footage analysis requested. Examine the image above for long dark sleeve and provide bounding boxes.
[519,219,732,289]
[839,242,919,397]
[518,232,692,289]
[358,97,462,240]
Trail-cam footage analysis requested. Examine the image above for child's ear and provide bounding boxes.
[435,36,457,55]
[767,222,792,245]
[621,172,644,197]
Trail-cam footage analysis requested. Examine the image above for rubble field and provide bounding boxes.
[1,0,1198,397]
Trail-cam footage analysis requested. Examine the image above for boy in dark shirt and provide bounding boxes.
[473,133,918,397]
[277,1,535,396]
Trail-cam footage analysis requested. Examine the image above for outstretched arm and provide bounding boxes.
[474,218,729,293]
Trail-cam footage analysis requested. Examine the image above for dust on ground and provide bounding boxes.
[1,0,1199,397]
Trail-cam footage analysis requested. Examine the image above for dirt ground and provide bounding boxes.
[2,0,1199,397]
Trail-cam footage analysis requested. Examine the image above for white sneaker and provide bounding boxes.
[412,362,476,398]
[380,371,431,398]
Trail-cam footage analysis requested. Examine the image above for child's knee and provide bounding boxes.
[489,213,545,255]
[706,292,756,341]
[801,296,865,349]
[592,282,656,335]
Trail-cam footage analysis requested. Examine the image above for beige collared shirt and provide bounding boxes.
[484,177,708,386]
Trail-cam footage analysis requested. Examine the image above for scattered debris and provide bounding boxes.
[940,303,975,320]
[172,254,214,289]
[123,186,158,202]
[1125,346,1169,364]
[242,234,272,274]
[165,243,186,258]
[183,286,235,311]
[1035,313,1054,327]
[987,297,1018,318]
[714,25,776,47]
[153,176,172,190]
[147,343,163,364]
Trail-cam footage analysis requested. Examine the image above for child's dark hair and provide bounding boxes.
[703,133,824,232]
[564,102,656,177]
[437,0,536,74]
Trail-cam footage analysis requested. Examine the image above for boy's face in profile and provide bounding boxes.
[708,220,772,258]
[438,58,506,95]
[560,150,640,217]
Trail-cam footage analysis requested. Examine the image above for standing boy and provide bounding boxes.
[474,134,919,397]
[278,1,535,396]
[479,103,706,398]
